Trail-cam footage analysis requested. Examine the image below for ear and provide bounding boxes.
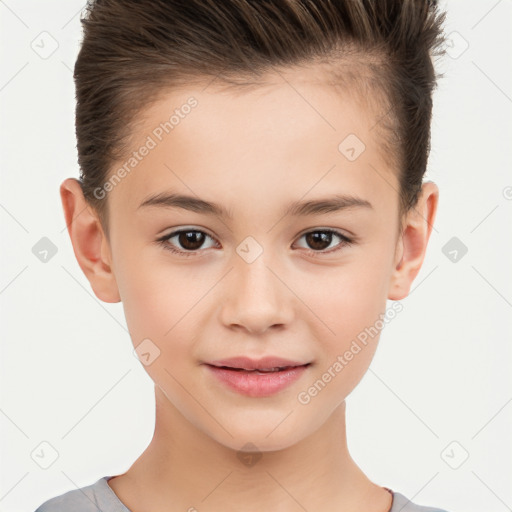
[388,181,439,300]
[60,178,121,303]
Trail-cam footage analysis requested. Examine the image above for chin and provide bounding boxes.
[206,420,307,454]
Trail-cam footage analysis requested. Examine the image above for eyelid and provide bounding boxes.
[296,225,355,240]
[157,224,216,238]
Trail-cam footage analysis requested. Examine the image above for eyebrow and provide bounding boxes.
[137,191,373,219]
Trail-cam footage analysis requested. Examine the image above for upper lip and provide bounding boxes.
[206,356,310,371]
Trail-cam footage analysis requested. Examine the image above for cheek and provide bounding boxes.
[115,253,196,351]
[118,268,201,402]
[298,255,390,338]
[296,251,392,392]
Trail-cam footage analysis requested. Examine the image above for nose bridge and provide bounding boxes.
[237,250,275,295]
[219,241,293,333]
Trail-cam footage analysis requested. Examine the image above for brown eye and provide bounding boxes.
[295,229,354,255]
[177,231,206,250]
[157,229,218,256]
[305,231,333,251]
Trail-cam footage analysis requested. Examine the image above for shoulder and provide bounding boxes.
[33,476,130,512]
[390,491,451,512]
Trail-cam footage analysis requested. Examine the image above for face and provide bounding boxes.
[94,70,405,452]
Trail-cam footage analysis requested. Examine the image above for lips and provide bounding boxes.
[204,357,311,397]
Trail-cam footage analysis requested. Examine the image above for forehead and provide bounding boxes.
[108,69,398,218]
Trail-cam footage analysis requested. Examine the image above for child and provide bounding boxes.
[35,0,451,510]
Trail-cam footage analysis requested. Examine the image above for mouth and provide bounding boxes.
[206,356,311,371]
[207,364,310,374]
[203,357,312,397]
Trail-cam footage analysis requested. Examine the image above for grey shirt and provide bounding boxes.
[34,476,451,512]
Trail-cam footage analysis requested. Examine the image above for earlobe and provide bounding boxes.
[388,181,439,301]
[60,178,121,303]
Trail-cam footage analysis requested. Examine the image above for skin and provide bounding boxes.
[60,67,438,512]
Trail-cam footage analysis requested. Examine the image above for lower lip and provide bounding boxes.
[205,364,309,397]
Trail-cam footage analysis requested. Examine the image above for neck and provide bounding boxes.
[108,385,392,512]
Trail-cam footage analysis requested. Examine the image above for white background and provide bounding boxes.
[1,1,511,511]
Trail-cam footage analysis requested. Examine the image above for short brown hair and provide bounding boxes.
[74,0,446,237]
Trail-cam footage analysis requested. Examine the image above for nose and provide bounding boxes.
[218,250,294,335]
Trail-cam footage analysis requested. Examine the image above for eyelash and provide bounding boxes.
[156,228,354,258]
